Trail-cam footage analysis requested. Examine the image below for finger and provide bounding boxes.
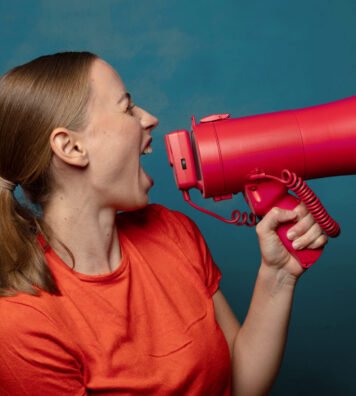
[292,202,309,219]
[291,222,326,250]
[287,213,315,241]
[256,207,297,236]
[305,233,328,249]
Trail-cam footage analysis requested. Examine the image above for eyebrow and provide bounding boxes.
[117,92,131,104]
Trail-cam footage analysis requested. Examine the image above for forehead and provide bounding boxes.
[89,58,126,100]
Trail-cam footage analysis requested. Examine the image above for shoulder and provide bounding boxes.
[0,293,60,339]
[0,294,60,366]
[0,292,82,366]
[0,294,85,394]
[0,292,75,349]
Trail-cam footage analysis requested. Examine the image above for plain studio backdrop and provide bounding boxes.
[1,1,355,394]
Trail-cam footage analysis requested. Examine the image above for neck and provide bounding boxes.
[43,192,121,275]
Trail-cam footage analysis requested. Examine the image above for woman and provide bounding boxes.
[0,52,327,395]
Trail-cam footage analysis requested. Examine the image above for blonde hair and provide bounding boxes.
[0,51,97,296]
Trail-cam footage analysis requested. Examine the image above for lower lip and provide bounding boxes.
[142,167,154,187]
[146,173,154,186]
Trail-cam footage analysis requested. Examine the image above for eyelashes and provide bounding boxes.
[125,102,136,114]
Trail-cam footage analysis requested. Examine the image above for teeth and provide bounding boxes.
[142,146,153,155]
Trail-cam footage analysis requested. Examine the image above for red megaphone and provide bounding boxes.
[165,96,356,268]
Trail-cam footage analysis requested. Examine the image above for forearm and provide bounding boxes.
[232,262,298,396]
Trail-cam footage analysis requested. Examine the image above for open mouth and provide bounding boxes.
[141,138,153,155]
[140,137,154,186]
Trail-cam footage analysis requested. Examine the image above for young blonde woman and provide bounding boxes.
[0,52,327,396]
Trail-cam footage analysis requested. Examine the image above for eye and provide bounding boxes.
[125,101,136,115]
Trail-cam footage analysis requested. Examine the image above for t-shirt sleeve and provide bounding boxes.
[0,300,87,396]
[155,205,222,296]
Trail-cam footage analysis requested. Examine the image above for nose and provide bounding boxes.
[139,107,159,132]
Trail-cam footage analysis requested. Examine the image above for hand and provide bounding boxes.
[256,203,328,278]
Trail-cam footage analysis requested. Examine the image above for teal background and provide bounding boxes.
[1,0,356,394]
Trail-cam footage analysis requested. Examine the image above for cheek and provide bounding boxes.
[101,140,141,178]
[87,117,142,169]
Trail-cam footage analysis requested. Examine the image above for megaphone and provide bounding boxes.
[165,96,356,268]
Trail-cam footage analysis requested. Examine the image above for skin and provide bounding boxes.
[45,58,158,275]
[44,58,328,395]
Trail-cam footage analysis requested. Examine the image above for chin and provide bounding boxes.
[116,195,150,212]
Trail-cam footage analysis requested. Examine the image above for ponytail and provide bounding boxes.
[0,51,96,296]
[0,187,58,296]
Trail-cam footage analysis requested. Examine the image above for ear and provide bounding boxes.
[50,127,89,167]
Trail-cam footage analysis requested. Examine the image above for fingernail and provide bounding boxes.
[292,241,302,250]
[287,231,296,240]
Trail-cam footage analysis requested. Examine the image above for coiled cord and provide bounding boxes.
[183,191,257,226]
[251,169,340,237]
[182,169,339,236]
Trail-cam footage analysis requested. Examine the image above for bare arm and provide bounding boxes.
[213,204,327,396]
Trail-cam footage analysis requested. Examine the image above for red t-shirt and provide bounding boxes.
[0,204,231,395]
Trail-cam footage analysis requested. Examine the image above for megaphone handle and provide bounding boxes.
[273,193,323,269]
[244,182,323,268]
